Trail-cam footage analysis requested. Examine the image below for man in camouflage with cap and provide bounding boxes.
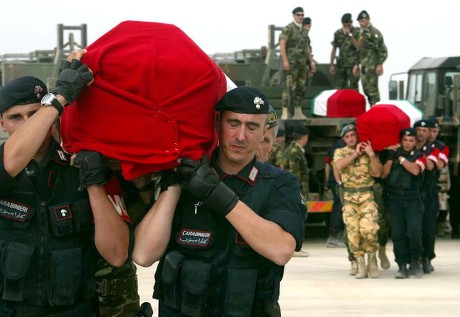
[333,123,381,279]
[353,10,388,105]
[279,7,316,120]
[285,124,310,200]
[133,86,306,317]
[330,13,360,90]
[257,105,279,163]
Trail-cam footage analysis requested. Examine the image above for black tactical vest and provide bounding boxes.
[385,149,423,193]
[0,143,97,308]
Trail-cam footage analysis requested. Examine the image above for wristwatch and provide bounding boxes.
[41,93,64,115]
[348,32,353,37]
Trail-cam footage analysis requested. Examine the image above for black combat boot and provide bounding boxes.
[395,264,408,279]
[409,259,423,278]
[422,258,434,273]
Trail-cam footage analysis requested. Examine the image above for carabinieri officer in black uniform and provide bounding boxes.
[0,50,130,316]
[133,86,306,317]
[382,128,427,279]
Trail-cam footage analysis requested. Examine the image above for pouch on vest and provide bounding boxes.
[71,199,93,233]
[224,268,257,317]
[48,248,82,305]
[161,251,185,310]
[48,204,74,237]
[1,242,34,301]
[254,270,277,315]
[180,260,211,317]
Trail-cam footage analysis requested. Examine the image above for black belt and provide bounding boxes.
[99,277,138,297]
[343,187,373,193]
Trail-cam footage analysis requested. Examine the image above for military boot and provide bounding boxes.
[409,259,423,278]
[280,105,289,120]
[395,264,409,279]
[422,258,434,273]
[355,256,367,279]
[378,245,391,269]
[367,252,379,278]
[292,106,307,120]
[349,260,358,276]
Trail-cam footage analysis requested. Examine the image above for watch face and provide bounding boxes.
[41,93,56,105]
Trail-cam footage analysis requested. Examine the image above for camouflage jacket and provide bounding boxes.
[333,146,375,189]
[331,26,360,67]
[268,142,287,168]
[358,23,388,66]
[279,22,310,63]
[285,141,309,196]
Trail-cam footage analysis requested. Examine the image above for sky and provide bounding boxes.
[1,0,459,98]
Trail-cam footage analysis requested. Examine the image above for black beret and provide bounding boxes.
[340,123,356,137]
[293,124,310,136]
[267,105,278,129]
[292,7,304,14]
[426,117,440,128]
[413,120,429,128]
[0,76,47,113]
[401,128,416,138]
[302,17,312,25]
[277,128,285,137]
[341,13,352,23]
[357,10,369,20]
[215,86,270,114]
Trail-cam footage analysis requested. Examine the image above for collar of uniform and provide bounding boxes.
[294,141,305,154]
[49,140,71,166]
[211,148,259,186]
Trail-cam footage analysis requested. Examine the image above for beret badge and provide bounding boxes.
[34,85,44,99]
[253,96,264,110]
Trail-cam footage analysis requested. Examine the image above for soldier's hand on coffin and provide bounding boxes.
[51,49,94,105]
[72,151,107,188]
[177,155,239,217]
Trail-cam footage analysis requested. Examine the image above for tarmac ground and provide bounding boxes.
[136,230,460,317]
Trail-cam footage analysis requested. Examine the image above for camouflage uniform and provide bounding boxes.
[96,171,145,317]
[358,23,388,105]
[331,27,360,90]
[333,147,380,257]
[268,141,287,168]
[285,141,309,198]
[279,22,310,109]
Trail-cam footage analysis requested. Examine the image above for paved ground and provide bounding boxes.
[136,236,460,317]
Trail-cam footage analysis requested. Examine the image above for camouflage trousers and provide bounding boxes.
[373,182,391,246]
[361,64,380,106]
[342,191,380,257]
[335,66,360,91]
[282,61,308,108]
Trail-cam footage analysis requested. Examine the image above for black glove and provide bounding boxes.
[178,155,239,217]
[73,151,107,188]
[50,59,93,104]
[159,169,183,193]
[386,149,397,161]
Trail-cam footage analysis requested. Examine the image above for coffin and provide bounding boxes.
[312,89,367,117]
[60,21,232,180]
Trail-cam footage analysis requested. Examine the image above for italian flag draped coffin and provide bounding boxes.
[311,89,368,117]
[60,21,233,180]
[356,100,424,151]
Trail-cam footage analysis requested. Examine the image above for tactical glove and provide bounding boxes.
[50,59,93,104]
[178,155,239,217]
[159,169,183,193]
[73,151,107,188]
